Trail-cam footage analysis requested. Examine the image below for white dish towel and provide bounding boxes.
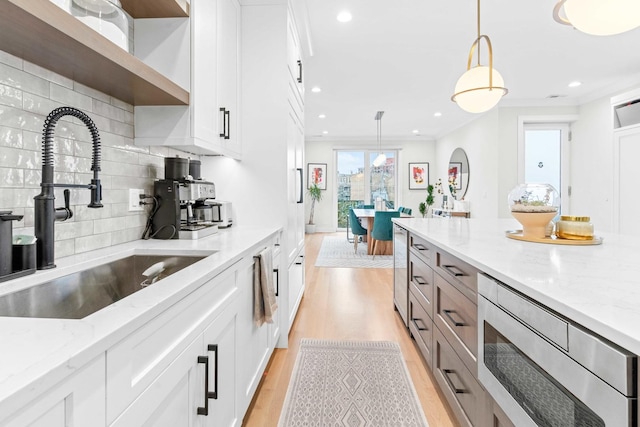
[254,247,278,327]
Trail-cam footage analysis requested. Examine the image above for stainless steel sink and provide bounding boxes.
[0,254,208,319]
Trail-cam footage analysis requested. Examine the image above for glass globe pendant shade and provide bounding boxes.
[557,0,640,36]
[452,65,506,114]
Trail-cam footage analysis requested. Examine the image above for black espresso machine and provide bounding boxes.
[150,157,218,239]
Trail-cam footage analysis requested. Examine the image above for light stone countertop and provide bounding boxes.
[394,217,640,356]
[0,225,280,419]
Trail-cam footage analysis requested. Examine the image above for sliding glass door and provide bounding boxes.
[336,150,396,229]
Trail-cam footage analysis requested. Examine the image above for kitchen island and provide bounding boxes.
[0,225,282,426]
[394,217,639,427]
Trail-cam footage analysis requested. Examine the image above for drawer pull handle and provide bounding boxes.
[197,355,210,415]
[207,344,218,400]
[443,309,465,327]
[442,264,465,277]
[442,369,466,394]
[273,268,279,297]
[413,275,427,286]
[412,317,428,331]
[413,243,428,251]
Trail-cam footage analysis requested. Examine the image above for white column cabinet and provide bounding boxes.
[134,0,242,158]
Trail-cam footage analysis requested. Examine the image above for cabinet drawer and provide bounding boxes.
[106,263,239,424]
[409,234,434,266]
[409,288,433,369]
[409,252,434,317]
[436,250,479,299]
[434,327,485,427]
[435,273,477,375]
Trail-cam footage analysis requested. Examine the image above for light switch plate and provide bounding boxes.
[128,189,144,211]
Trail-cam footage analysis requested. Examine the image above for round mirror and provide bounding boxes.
[448,148,470,200]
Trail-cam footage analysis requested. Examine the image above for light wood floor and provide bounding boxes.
[242,232,458,427]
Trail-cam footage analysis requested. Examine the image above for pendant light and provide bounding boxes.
[372,111,386,167]
[553,0,640,36]
[451,0,508,114]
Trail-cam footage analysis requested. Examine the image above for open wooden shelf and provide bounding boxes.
[0,0,189,106]
[120,0,189,18]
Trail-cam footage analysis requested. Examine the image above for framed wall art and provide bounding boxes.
[409,162,429,190]
[307,163,327,190]
[448,162,462,190]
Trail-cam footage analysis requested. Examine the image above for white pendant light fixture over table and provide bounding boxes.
[451,0,508,114]
[553,0,640,36]
[372,111,386,167]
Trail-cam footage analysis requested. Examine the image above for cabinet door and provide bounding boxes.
[235,256,272,416]
[286,9,304,102]
[217,0,241,158]
[269,245,283,348]
[109,336,204,427]
[288,249,305,327]
[286,105,304,264]
[202,302,238,427]
[1,355,106,427]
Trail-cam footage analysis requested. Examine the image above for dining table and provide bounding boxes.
[352,208,412,255]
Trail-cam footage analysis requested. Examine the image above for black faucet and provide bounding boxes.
[34,107,103,270]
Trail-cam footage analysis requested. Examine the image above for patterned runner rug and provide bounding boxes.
[314,236,393,268]
[278,339,429,427]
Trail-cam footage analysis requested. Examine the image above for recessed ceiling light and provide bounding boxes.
[568,81,582,88]
[412,130,420,134]
[434,112,442,117]
[311,87,322,93]
[318,114,326,119]
[322,130,329,135]
[337,11,352,22]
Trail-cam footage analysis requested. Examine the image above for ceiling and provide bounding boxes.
[296,0,640,142]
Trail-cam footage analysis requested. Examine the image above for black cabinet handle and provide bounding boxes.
[412,317,428,331]
[442,264,465,277]
[413,243,428,251]
[413,275,427,286]
[224,110,230,139]
[207,344,218,400]
[297,59,303,83]
[219,107,226,139]
[273,268,279,296]
[443,309,465,327]
[442,369,466,394]
[296,168,303,203]
[295,255,304,265]
[197,355,209,415]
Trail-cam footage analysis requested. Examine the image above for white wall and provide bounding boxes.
[304,138,436,231]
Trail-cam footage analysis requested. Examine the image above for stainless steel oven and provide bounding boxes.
[478,273,637,427]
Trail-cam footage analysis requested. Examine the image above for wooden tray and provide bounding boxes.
[505,230,603,245]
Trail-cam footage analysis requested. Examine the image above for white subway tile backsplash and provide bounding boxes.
[0,126,23,148]
[24,62,73,90]
[0,168,24,187]
[0,51,22,69]
[0,84,23,108]
[1,49,177,258]
[0,63,49,97]
[50,84,92,111]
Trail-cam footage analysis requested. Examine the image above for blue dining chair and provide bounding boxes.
[403,207,412,215]
[349,208,367,252]
[371,211,400,257]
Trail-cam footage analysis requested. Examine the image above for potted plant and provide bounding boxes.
[306,184,323,234]
[418,184,435,218]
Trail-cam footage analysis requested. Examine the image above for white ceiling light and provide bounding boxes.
[372,111,386,167]
[434,112,442,117]
[322,130,329,134]
[412,129,420,134]
[318,114,326,119]
[553,0,640,36]
[568,81,582,88]
[311,87,322,93]
[337,11,352,23]
[451,0,508,114]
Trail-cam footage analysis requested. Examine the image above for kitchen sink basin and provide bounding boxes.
[0,254,209,319]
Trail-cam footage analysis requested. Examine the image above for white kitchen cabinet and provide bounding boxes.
[286,7,305,107]
[134,0,241,158]
[269,242,283,347]
[106,264,239,425]
[288,247,305,328]
[0,355,105,427]
[201,1,306,343]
